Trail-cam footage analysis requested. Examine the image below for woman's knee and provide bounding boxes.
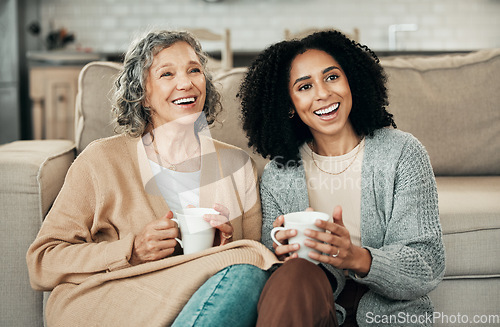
[257,259,337,326]
[200,264,269,302]
[224,264,269,295]
[172,264,269,327]
[259,258,335,310]
[226,264,269,281]
[272,258,329,287]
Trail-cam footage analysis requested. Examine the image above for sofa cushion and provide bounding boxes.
[210,67,270,175]
[0,140,75,326]
[382,49,500,176]
[0,140,76,218]
[429,278,500,326]
[436,176,500,278]
[75,61,122,154]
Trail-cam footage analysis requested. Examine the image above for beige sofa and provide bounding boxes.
[1,49,499,326]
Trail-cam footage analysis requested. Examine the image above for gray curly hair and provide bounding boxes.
[112,30,222,137]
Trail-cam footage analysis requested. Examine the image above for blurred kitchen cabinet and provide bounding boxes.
[30,66,83,140]
[0,86,20,144]
[0,0,21,144]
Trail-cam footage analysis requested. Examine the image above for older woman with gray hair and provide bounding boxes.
[27,30,277,326]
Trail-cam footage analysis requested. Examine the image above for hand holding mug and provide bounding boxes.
[270,214,299,261]
[172,207,217,255]
[270,210,330,264]
[130,211,180,265]
[270,207,316,259]
[202,203,233,246]
[303,206,372,276]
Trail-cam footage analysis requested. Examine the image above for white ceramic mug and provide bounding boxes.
[270,211,330,264]
[172,208,218,255]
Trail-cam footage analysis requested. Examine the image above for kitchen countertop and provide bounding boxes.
[27,49,473,67]
[27,51,105,66]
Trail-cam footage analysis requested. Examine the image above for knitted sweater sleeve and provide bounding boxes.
[352,135,445,300]
[26,152,135,291]
[259,160,311,250]
[259,162,285,251]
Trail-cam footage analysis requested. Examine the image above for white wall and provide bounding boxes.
[39,0,500,54]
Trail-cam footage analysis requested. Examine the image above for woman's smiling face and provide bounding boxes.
[288,49,354,141]
[144,41,206,128]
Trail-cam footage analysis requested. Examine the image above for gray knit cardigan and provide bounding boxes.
[260,128,445,327]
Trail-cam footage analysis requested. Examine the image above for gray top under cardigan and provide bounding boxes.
[260,128,445,327]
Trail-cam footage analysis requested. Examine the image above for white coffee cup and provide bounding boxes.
[270,211,330,264]
[172,208,218,255]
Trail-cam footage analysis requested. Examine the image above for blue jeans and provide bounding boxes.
[172,264,269,327]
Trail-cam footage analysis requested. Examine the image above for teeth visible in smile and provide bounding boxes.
[173,97,195,105]
[314,103,339,115]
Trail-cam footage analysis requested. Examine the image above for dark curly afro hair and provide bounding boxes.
[238,30,396,166]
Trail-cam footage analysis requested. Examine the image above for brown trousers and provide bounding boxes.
[256,258,368,327]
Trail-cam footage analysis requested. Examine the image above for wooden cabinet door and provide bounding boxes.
[30,66,82,140]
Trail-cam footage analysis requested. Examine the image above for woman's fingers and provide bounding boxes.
[204,213,228,228]
[301,216,358,268]
[303,238,341,257]
[304,227,341,245]
[203,214,233,245]
[204,213,233,244]
[275,243,300,257]
[130,213,181,265]
[283,252,299,262]
[274,228,297,245]
[272,215,285,228]
[201,204,233,245]
[204,204,231,230]
[137,238,179,262]
[153,238,180,254]
[213,203,230,219]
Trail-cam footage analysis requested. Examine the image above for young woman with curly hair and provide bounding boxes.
[27,30,278,327]
[239,30,445,327]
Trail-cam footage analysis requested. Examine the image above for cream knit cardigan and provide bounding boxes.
[27,133,278,327]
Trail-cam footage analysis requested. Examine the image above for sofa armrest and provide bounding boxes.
[0,140,75,326]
